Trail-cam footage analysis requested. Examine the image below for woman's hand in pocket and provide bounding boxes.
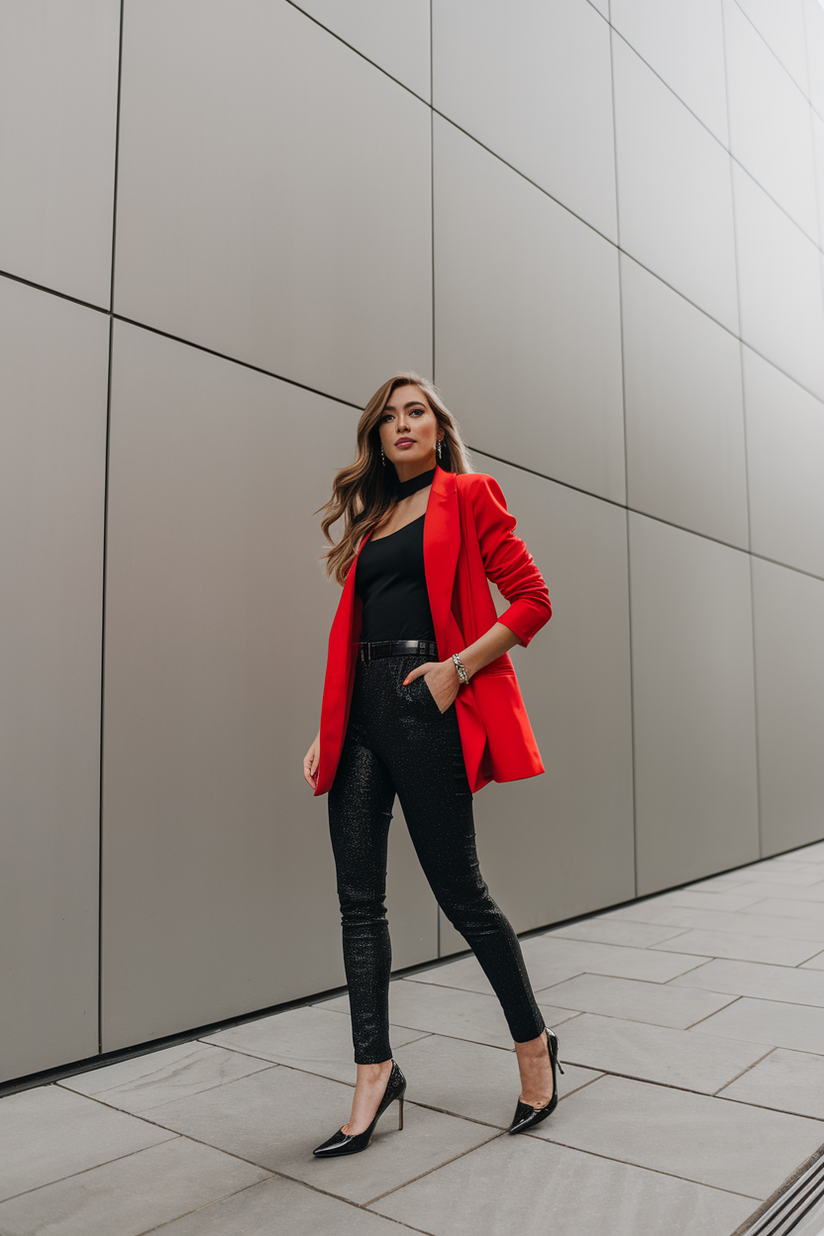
[403,660,461,714]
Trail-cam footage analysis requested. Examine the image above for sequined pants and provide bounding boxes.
[328,654,546,1064]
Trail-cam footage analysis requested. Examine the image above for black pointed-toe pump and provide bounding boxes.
[508,1027,564,1135]
[312,1060,407,1158]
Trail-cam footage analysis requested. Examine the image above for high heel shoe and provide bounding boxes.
[312,1060,407,1158]
[508,1027,564,1135]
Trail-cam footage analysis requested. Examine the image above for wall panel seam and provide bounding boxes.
[98,317,115,1058]
[722,0,751,562]
[284,0,431,105]
[610,24,733,154]
[98,0,125,1058]
[109,0,125,314]
[748,554,764,858]
[108,314,363,409]
[609,20,637,897]
[729,154,824,258]
[801,0,824,126]
[731,0,816,111]
[0,269,109,316]
[430,109,617,247]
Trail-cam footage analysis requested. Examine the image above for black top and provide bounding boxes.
[356,514,436,642]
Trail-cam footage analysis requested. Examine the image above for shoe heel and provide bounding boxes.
[398,1096,404,1131]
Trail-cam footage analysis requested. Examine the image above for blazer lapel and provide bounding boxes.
[424,467,462,654]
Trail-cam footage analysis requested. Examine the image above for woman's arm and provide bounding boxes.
[470,474,551,645]
[403,621,520,712]
[405,475,550,712]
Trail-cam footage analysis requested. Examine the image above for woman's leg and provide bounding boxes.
[328,730,396,1066]
[376,686,540,1046]
[384,675,553,1104]
[328,730,401,1134]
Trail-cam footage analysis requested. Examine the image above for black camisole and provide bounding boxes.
[356,514,436,642]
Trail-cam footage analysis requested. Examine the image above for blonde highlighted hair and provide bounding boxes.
[319,373,473,585]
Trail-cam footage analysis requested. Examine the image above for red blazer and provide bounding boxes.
[315,466,552,796]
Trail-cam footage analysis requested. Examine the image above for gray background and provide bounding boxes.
[1,0,823,1081]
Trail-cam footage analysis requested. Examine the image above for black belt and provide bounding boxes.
[357,640,438,663]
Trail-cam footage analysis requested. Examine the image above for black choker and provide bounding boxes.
[396,467,436,499]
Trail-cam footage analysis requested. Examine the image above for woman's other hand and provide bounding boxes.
[403,660,461,714]
[304,730,321,788]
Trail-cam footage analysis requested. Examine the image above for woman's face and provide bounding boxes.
[378,385,442,472]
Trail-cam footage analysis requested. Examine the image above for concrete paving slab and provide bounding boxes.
[652,929,822,965]
[732,882,824,902]
[370,1131,757,1236]
[750,860,818,872]
[14,842,824,1236]
[724,868,824,887]
[520,935,709,984]
[614,903,824,943]
[405,947,592,994]
[693,996,824,1054]
[391,1033,600,1127]
[0,1136,268,1236]
[545,973,737,1029]
[135,1063,495,1206]
[740,898,824,923]
[60,1042,272,1112]
[718,1048,824,1119]
[547,919,688,948]
[149,1174,408,1236]
[782,842,824,862]
[670,958,824,1006]
[0,1084,177,1202]
[201,1004,429,1084]
[278,1100,497,1206]
[557,1012,769,1093]
[663,890,768,911]
[318,980,578,1049]
[688,874,759,891]
[532,1074,824,1198]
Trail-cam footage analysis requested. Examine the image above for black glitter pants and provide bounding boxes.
[328,654,546,1064]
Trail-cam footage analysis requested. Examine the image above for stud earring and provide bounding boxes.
[380,443,386,467]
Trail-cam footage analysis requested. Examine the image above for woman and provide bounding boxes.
[303,373,562,1158]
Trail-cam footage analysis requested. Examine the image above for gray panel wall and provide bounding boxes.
[433,116,625,504]
[0,278,109,1080]
[114,0,432,406]
[101,322,439,1048]
[752,557,824,856]
[4,0,824,1079]
[0,0,120,307]
[629,514,760,893]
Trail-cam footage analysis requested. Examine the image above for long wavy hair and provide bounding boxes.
[319,373,473,585]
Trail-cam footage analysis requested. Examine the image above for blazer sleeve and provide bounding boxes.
[469,474,552,646]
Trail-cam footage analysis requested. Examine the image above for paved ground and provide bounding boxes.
[5,843,824,1236]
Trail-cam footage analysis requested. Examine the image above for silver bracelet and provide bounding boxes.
[452,653,469,686]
